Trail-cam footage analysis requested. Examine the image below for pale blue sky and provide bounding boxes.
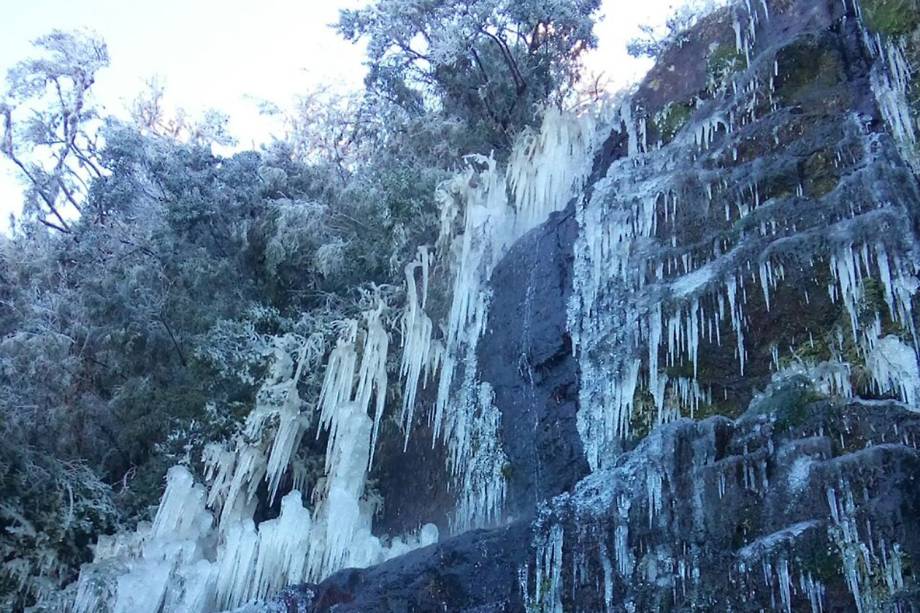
[0,0,691,231]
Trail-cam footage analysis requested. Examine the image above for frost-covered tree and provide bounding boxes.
[627,0,727,59]
[0,30,109,232]
[338,0,601,148]
[128,77,235,147]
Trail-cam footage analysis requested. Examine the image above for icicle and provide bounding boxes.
[646,468,663,527]
[215,520,259,609]
[508,107,598,232]
[399,247,436,447]
[614,496,634,577]
[530,524,565,612]
[261,342,310,504]
[153,466,213,540]
[248,492,311,602]
[73,329,436,612]
[452,382,508,532]
[355,306,389,468]
[869,38,918,169]
[777,558,792,613]
[866,335,920,406]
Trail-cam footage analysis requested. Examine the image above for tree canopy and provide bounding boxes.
[338,0,601,148]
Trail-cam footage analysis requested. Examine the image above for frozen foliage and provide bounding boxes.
[1,30,109,232]
[0,449,117,610]
[205,335,318,530]
[628,0,732,59]
[337,0,601,141]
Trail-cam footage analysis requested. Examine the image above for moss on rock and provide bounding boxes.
[654,101,695,144]
[861,0,920,37]
[803,149,841,198]
[707,43,745,90]
[775,37,845,104]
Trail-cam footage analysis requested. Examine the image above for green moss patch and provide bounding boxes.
[654,101,695,144]
[775,38,845,104]
[803,149,841,198]
[707,43,746,89]
[861,0,920,37]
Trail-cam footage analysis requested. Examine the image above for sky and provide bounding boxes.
[0,0,689,231]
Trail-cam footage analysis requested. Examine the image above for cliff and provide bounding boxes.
[265,0,920,611]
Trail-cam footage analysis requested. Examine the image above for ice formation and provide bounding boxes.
[66,2,920,610]
[526,523,565,612]
[567,0,920,470]
[396,108,607,530]
[398,246,440,448]
[853,0,920,171]
[73,329,438,612]
[521,1,920,609]
[825,481,908,613]
[73,466,217,613]
[317,305,389,470]
[69,106,608,612]
[866,335,920,407]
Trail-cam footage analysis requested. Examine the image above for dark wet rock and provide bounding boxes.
[370,400,456,537]
[477,205,590,519]
[266,522,530,613]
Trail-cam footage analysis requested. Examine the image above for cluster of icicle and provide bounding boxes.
[523,1,919,611]
[397,107,607,532]
[522,429,914,613]
[72,325,438,613]
[824,480,909,613]
[68,107,606,612]
[567,0,920,471]
[850,0,920,172]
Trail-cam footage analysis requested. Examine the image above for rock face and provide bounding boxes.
[266,522,530,612]
[523,391,920,611]
[477,206,589,519]
[272,392,919,612]
[263,0,920,610]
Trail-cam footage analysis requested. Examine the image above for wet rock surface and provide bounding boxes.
[264,522,530,612]
[477,205,589,519]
